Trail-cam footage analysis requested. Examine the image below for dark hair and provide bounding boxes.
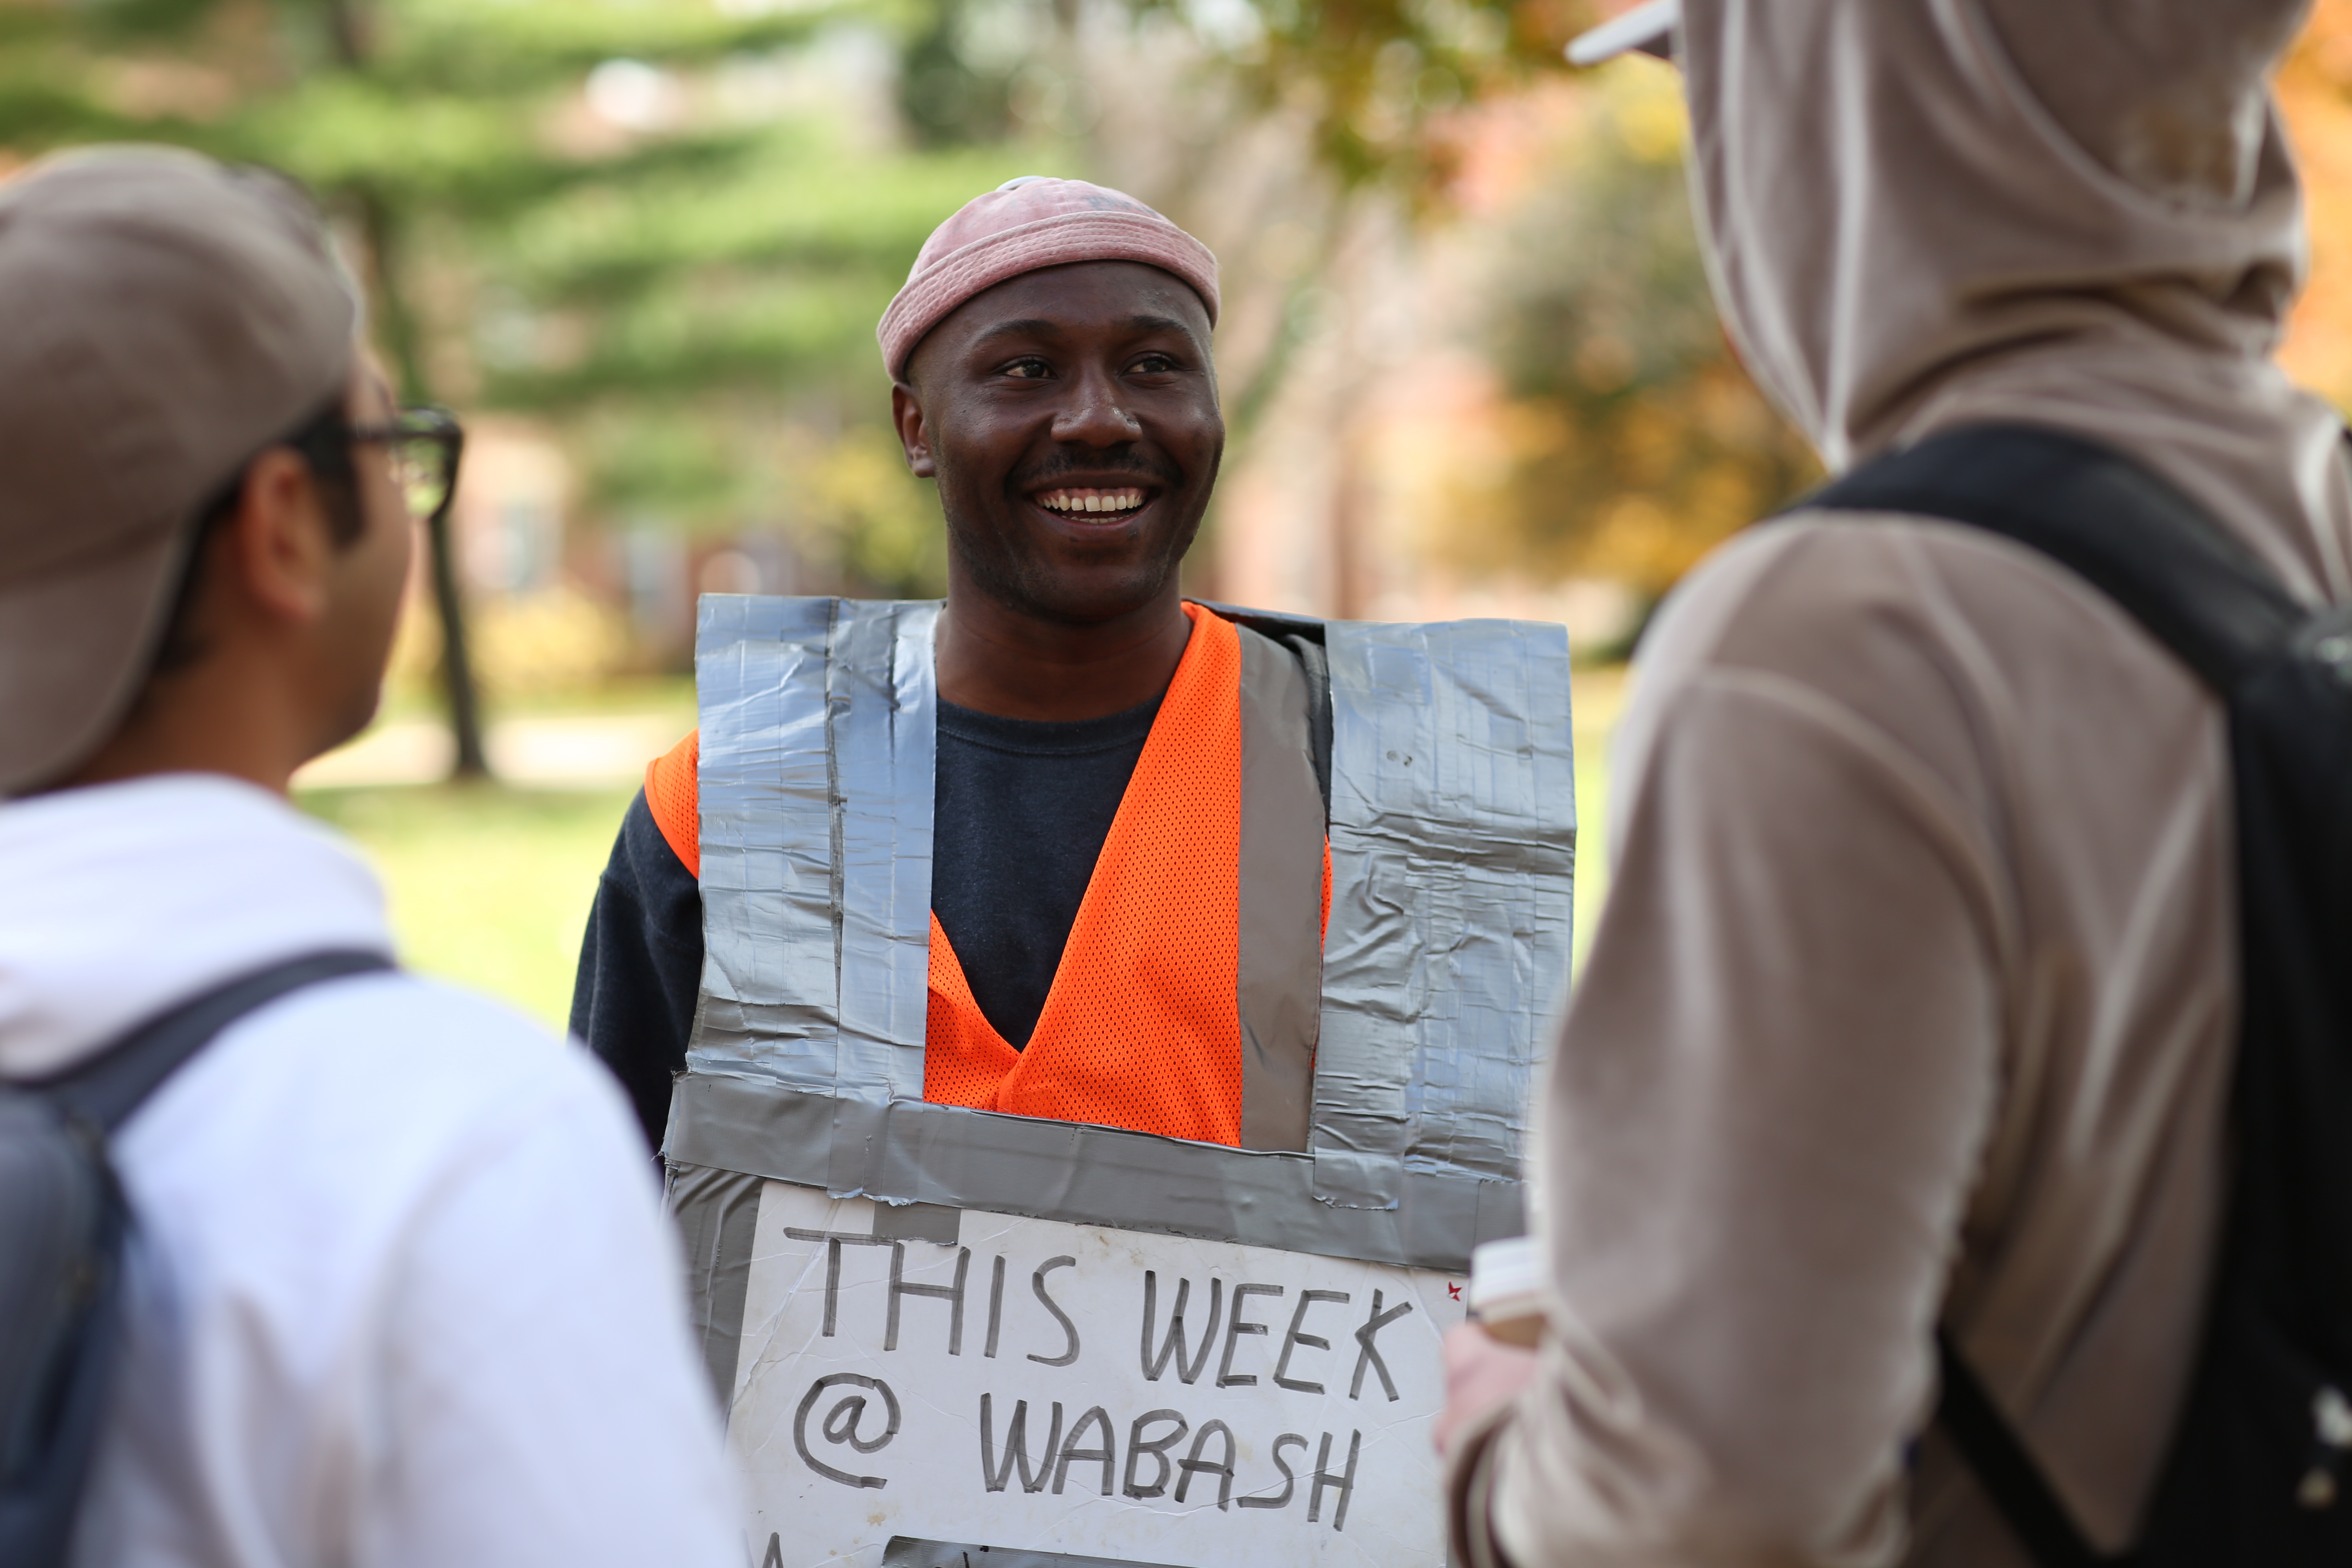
[147,393,366,677]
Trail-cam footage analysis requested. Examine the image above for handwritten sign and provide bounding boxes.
[728,1182,1463,1568]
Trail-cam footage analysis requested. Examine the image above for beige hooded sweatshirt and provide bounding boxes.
[1452,1,2352,1564]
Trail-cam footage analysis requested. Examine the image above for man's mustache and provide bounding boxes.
[1009,454,1183,489]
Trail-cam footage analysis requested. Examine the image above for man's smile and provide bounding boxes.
[1030,485,1148,515]
[1022,482,1158,527]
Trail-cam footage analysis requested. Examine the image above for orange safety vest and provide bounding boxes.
[642,603,1325,1149]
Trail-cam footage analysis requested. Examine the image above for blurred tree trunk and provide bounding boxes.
[329,0,490,780]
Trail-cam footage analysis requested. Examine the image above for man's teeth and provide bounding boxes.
[1036,488,1146,514]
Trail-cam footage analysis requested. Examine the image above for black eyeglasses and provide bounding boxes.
[347,406,465,525]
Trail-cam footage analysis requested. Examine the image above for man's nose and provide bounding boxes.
[1050,361,1143,445]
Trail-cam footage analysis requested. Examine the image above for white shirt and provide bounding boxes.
[0,774,743,1568]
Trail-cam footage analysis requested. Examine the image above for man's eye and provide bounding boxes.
[1002,358,1052,379]
[1129,354,1178,374]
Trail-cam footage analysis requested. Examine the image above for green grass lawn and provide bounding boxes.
[1571,663,1625,977]
[297,663,1627,1033]
[299,783,637,1031]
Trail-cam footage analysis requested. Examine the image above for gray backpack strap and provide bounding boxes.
[40,950,392,1133]
[0,948,392,1568]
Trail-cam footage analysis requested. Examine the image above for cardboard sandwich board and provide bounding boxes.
[673,599,1575,1568]
[731,1186,1464,1568]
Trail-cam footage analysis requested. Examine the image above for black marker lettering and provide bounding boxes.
[1051,1405,1116,1496]
[1175,1419,1237,1511]
[791,1373,900,1489]
[1122,1409,1189,1499]
[1307,1428,1362,1530]
[984,1254,1006,1359]
[1140,1272,1223,1384]
[1217,1282,1283,1388]
[784,1229,891,1339]
[978,1394,1061,1494]
[1027,1255,1081,1367]
[1350,1289,1414,1401]
[1236,1431,1306,1509]
[1273,1289,1350,1394]
[885,1242,969,1354]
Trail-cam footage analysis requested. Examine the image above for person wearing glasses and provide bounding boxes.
[0,147,739,1566]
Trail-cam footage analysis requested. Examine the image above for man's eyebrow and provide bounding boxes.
[969,313,1203,346]
[971,318,1063,345]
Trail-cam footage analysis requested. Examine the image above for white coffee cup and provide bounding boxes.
[1468,1236,1546,1348]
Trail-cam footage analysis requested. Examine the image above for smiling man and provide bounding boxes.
[573,177,1339,1154]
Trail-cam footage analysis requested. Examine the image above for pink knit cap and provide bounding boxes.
[877,176,1219,379]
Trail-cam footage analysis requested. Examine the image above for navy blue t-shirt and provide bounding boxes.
[929,695,1160,1050]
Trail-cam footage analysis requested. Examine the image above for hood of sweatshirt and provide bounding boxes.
[1677,0,2352,599]
[0,773,392,1079]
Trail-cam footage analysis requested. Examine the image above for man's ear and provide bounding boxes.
[891,381,937,478]
[222,448,338,629]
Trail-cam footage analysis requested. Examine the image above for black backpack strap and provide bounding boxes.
[1799,422,2324,1568]
[1799,423,2305,695]
[35,950,392,1134]
[1935,1331,2116,1568]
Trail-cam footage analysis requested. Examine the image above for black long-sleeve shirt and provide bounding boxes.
[570,696,1160,1154]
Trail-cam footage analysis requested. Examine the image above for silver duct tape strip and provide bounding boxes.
[687,597,1564,1221]
[688,595,839,1086]
[828,599,941,1121]
[1313,620,1575,1210]
[670,1071,1525,1275]
[1234,624,1321,1152]
[667,1160,766,1408]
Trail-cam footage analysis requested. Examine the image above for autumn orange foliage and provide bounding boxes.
[1429,14,2352,605]
[2282,0,2352,409]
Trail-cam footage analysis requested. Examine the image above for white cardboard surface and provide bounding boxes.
[730,1181,1467,1568]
